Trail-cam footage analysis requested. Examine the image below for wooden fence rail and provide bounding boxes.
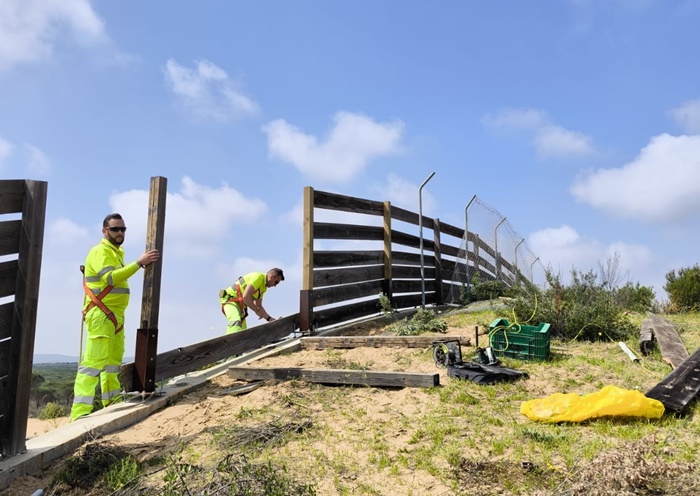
[299,187,520,334]
[0,180,47,458]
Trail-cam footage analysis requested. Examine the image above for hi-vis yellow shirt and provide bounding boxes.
[226,272,267,303]
[83,239,140,317]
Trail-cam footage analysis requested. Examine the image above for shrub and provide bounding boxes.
[387,308,448,336]
[39,402,66,420]
[664,265,700,313]
[513,268,636,342]
[614,282,656,312]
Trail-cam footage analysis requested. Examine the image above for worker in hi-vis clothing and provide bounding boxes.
[219,268,284,334]
[69,213,159,422]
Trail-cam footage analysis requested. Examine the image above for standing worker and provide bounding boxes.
[70,213,159,422]
[220,268,284,334]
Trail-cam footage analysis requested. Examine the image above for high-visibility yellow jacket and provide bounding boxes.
[83,239,140,318]
[225,272,267,306]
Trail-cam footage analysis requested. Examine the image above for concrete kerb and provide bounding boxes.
[0,338,303,492]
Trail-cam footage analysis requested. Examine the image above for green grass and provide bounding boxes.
[46,309,700,495]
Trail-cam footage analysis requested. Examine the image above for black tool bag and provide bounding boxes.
[447,361,528,385]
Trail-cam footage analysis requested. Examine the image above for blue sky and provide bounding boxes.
[2,0,700,357]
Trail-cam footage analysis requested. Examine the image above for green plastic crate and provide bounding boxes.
[488,318,551,361]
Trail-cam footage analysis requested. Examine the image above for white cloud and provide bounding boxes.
[262,112,404,183]
[109,176,268,259]
[0,0,106,70]
[535,125,594,158]
[669,99,700,134]
[482,107,594,158]
[570,133,700,223]
[24,143,50,177]
[0,138,13,169]
[164,59,259,121]
[370,173,437,215]
[528,226,653,288]
[48,217,90,247]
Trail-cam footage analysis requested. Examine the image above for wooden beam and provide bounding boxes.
[313,265,384,288]
[0,180,24,214]
[313,250,383,268]
[312,190,384,216]
[646,346,700,413]
[0,220,21,256]
[312,279,384,307]
[300,335,471,350]
[383,201,393,306]
[120,314,300,386]
[228,366,440,388]
[133,176,167,393]
[433,218,443,305]
[0,260,18,298]
[639,318,655,356]
[649,314,688,369]
[314,222,383,241]
[6,180,47,456]
[300,186,314,333]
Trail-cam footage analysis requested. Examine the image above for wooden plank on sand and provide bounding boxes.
[639,318,655,356]
[646,346,700,413]
[649,314,688,369]
[228,366,440,388]
[300,335,470,350]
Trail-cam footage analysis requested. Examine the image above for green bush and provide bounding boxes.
[513,268,636,342]
[39,402,67,420]
[614,282,656,312]
[387,308,447,336]
[664,265,700,313]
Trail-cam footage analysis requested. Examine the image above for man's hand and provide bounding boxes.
[137,249,159,267]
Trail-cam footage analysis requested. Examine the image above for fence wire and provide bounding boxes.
[445,196,542,305]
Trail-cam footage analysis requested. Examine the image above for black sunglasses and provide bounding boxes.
[107,227,127,233]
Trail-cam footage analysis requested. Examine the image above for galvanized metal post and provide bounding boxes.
[530,256,540,284]
[419,171,435,309]
[464,195,477,290]
[494,217,506,280]
[514,238,524,285]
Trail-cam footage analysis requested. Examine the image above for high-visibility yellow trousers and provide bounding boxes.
[70,310,125,421]
[221,298,248,334]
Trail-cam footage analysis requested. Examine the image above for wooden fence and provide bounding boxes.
[299,187,520,333]
[0,180,47,458]
[0,181,523,459]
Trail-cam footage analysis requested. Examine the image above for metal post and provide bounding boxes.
[494,217,506,280]
[419,171,436,308]
[464,195,477,290]
[514,238,524,286]
[530,256,540,284]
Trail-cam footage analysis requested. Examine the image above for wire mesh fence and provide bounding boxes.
[445,196,543,304]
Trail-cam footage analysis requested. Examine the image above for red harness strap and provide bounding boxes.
[221,283,248,322]
[82,266,123,334]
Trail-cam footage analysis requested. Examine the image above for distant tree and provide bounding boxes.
[664,265,700,312]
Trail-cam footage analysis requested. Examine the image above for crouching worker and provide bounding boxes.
[220,268,284,334]
[70,213,159,422]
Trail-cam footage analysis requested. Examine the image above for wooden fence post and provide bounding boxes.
[300,186,314,334]
[3,180,47,456]
[433,218,442,305]
[133,177,167,393]
[383,201,393,306]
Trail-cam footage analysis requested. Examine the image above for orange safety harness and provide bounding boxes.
[81,265,123,334]
[221,281,249,322]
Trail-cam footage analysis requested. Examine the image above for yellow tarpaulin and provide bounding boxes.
[520,385,665,423]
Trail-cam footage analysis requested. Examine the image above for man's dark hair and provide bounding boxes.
[269,267,285,281]
[103,213,123,227]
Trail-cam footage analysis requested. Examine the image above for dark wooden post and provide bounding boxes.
[300,186,314,334]
[433,218,442,305]
[382,201,393,306]
[4,180,47,456]
[133,177,167,393]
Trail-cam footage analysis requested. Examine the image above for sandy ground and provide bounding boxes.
[4,325,500,495]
